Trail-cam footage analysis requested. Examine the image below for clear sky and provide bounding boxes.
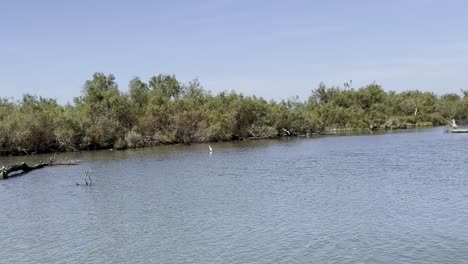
[1,0,468,104]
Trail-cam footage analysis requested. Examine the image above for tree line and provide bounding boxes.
[0,73,466,155]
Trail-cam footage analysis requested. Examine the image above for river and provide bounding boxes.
[1,128,467,263]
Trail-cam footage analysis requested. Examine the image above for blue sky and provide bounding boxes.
[1,0,468,104]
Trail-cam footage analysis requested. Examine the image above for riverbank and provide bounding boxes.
[1,72,465,156]
[0,123,441,158]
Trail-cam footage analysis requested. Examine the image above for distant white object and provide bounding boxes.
[209,145,213,153]
[452,119,459,129]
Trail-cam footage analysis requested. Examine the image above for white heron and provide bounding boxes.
[452,119,459,129]
[209,145,213,153]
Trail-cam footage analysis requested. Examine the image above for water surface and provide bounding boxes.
[1,128,468,263]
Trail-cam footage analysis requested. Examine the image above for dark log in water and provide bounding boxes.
[0,162,48,179]
[0,157,80,180]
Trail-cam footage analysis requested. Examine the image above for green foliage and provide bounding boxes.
[114,138,126,150]
[125,129,142,148]
[0,73,465,155]
[129,77,149,114]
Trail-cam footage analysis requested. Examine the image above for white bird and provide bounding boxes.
[452,119,459,129]
[209,145,213,153]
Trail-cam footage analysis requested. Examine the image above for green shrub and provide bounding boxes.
[0,74,463,155]
[114,138,126,150]
[125,129,142,148]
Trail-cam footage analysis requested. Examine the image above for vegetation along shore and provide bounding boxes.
[0,73,466,156]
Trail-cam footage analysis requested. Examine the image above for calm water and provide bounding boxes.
[1,128,468,263]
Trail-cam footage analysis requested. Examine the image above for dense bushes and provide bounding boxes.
[0,73,466,155]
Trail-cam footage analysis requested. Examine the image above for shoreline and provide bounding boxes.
[0,126,441,158]
[1,73,463,159]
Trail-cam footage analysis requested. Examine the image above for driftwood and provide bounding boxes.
[0,156,80,180]
[0,162,48,179]
[369,123,378,131]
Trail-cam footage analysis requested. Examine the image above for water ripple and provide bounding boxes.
[1,128,468,263]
